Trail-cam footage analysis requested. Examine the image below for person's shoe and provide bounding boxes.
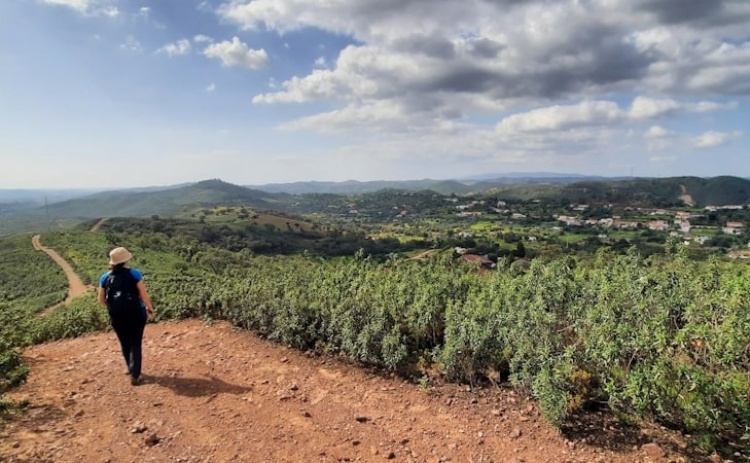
[130,375,141,386]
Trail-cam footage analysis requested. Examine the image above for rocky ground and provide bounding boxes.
[1,319,711,463]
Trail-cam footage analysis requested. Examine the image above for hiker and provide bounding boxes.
[97,247,155,385]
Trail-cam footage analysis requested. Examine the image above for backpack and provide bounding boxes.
[104,269,141,317]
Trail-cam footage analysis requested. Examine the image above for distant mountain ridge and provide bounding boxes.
[2,175,749,237]
[246,174,616,195]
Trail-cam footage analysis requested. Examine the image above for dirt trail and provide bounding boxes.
[90,218,108,232]
[32,235,92,314]
[1,320,695,463]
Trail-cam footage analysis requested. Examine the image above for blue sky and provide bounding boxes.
[1,0,748,189]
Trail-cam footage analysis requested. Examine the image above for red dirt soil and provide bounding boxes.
[1,320,699,463]
[31,235,92,314]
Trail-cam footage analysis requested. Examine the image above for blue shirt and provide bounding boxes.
[100,268,145,308]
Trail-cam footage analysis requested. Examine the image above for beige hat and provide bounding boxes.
[108,247,133,265]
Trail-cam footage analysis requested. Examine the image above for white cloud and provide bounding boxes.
[100,5,119,17]
[194,35,214,43]
[314,56,327,69]
[203,37,268,69]
[157,39,192,56]
[139,7,150,17]
[645,125,673,139]
[42,0,119,17]
[214,0,750,142]
[119,36,142,53]
[281,100,410,133]
[688,101,738,112]
[694,131,743,149]
[628,97,680,119]
[43,0,94,12]
[498,101,625,134]
[206,83,216,92]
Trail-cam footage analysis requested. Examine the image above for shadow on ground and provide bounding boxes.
[144,374,252,398]
[562,409,713,463]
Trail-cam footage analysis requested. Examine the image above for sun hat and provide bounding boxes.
[108,247,133,265]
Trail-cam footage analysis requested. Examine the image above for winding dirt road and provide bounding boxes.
[32,235,90,311]
[89,218,108,232]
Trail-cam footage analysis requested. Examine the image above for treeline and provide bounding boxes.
[87,217,430,258]
[2,229,749,456]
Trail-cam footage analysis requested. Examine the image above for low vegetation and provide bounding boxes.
[2,221,748,456]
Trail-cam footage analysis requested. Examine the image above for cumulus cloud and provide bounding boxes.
[157,39,192,56]
[628,97,680,119]
[497,97,730,135]
[194,35,214,43]
[42,0,119,16]
[219,0,749,139]
[694,131,743,149]
[203,37,268,69]
[498,101,625,134]
[645,126,673,138]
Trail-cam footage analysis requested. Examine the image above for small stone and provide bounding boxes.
[400,438,410,445]
[386,451,396,459]
[290,383,299,391]
[370,446,379,456]
[302,411,312,418]
[491,409,502,416]
[74,409,85,418]
[131,422,148,434]
[355,416,370,423]
[144,433,160,447]
[11,442,20,448]
[352,440,361,446]
[642,443,665,458]
[509,427,522,439]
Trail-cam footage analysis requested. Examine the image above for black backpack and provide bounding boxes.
[104,269,141,316]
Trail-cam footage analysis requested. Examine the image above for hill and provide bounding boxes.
[482,176,750,207]
[0,180,286,236]
[555,176,750,207]
[248,175,609,195]
[44,179,283,218]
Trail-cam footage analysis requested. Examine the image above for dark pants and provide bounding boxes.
[110,307,147,378]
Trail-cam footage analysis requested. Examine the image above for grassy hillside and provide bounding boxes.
[487,176,750,207]
[44,179,284,219]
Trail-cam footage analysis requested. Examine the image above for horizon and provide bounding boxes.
[1,0,748,189]
[3,172,750,193]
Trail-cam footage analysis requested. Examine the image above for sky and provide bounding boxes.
[1,0,749,189]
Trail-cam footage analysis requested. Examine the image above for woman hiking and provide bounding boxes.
[97,247,155,385]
